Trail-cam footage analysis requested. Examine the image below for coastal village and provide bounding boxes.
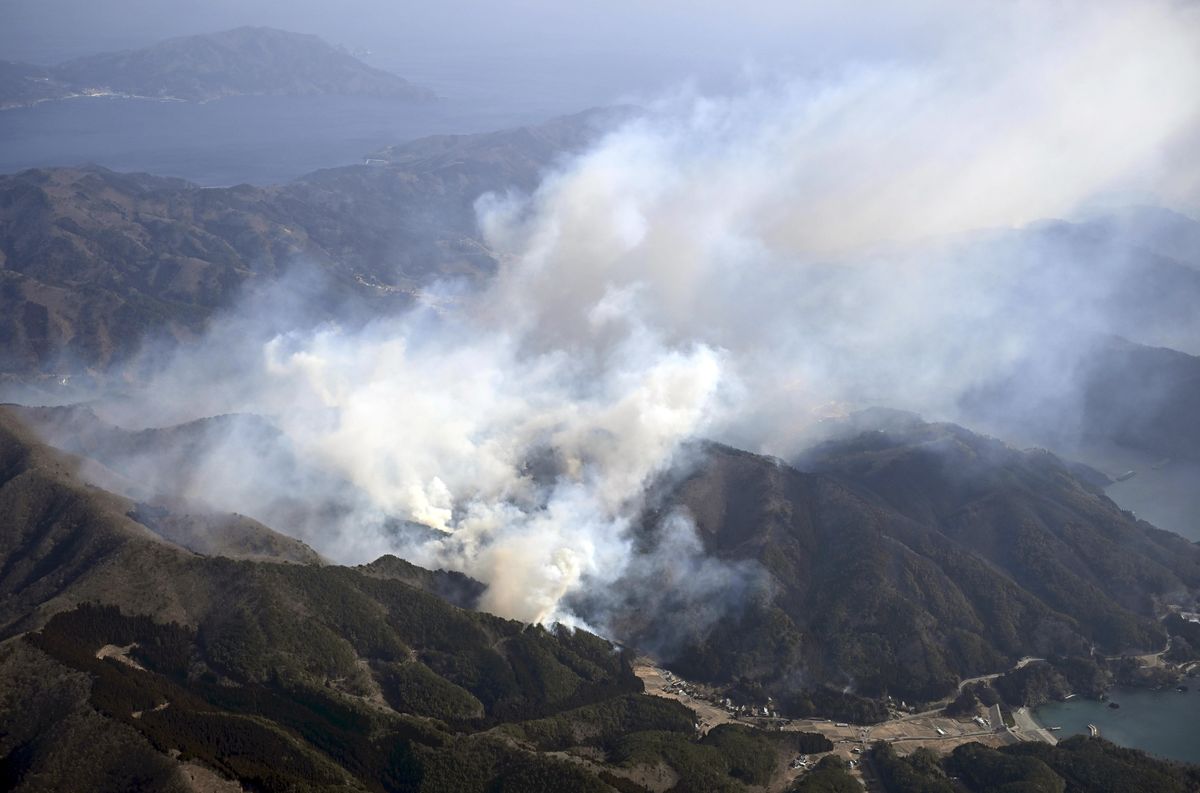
[634,642,1199,792]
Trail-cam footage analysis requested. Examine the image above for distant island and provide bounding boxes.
[0,26,436,109]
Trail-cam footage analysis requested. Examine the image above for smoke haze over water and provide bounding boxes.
[71,0,1200,628]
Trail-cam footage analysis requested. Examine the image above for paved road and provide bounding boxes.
[1011,707,1058,745]
[900,656,1047,721]
[887,729,996,744]
[1103,637,1172,667]
[956,656,1045,692]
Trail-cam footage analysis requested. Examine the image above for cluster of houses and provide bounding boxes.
[1165,604,1200,623]
[790,754,860,772]
[659,670,699,699]
[659,669,783,721]
[791,754,860,772]
[718,696,781,719]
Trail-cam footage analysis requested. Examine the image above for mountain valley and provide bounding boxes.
[2,8,1199,790]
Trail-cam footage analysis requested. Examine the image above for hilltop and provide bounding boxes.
[595,415,1200,713]
[0,27,434,109]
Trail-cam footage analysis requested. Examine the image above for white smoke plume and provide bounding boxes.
[80,0,1200,628]
[260,314,724,623]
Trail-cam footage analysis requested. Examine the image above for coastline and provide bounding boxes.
[1014,706,1059,745]
[1032,685,1200,765]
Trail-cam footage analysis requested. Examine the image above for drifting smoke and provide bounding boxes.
[77,0,1200,632]
[566,508,776,657]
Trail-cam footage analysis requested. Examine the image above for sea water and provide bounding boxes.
[1034,685,1200,764]
[0,92,558,186]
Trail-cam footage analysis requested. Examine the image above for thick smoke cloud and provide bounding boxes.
[471,0,1198,449]
[262,315,724,624]
[78,0,1200,631]
[100,273,727,625]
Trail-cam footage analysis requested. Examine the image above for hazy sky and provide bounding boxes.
[1,1,988,100]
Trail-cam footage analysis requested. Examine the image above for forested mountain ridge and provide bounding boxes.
[0,404,847,792]
[602,417,1200,709]
[0,109,624,381]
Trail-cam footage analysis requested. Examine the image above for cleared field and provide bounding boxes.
[635,660,1041,784]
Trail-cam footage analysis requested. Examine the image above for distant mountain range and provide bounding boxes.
[0,27,435,109]
[0,108,630,385]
